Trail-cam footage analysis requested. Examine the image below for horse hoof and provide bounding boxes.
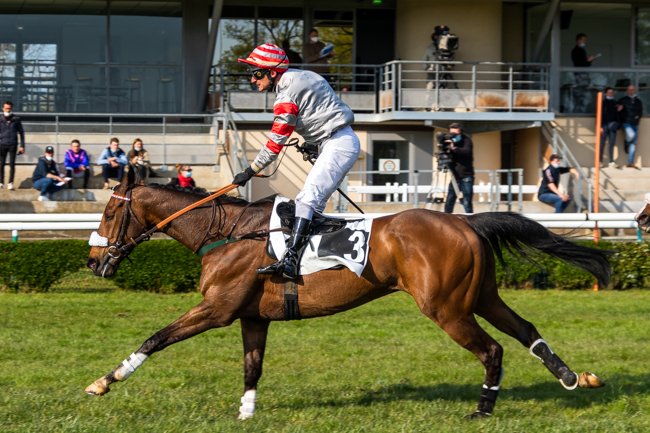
[578,371,604,388]
[465,410,491,420]
[85,379,110,396]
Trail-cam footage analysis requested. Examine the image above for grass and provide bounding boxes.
[1,288,650,433]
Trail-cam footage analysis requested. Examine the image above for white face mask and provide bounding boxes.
[3,111,12,117]
[45,155,53,161]
[551,162,560,168]
[134,146,142,152]
[182,171,192,178]
[310,36,319,43]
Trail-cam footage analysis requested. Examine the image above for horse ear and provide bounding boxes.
[128,164,145,185]
[124,164,136,186]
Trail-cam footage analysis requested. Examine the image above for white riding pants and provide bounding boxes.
[295,126,360,219]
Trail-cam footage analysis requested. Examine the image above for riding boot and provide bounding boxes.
[257,217,311,279]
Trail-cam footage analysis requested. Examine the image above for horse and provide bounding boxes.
[85,170,611,419]
[635,192,650,232]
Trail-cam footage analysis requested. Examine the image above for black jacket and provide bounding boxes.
[571,46,591,67]
[450,134,474,178]
[617,95,643,126]
[601,98,620,125]
[32,156,59,182]
[538,165,570,196]
[0,114,25,147]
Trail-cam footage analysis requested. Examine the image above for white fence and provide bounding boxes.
[0,212,639,233]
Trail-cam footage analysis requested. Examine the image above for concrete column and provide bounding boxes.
[182,1,209,113]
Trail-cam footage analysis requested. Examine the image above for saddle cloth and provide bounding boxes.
[269,196,373,277]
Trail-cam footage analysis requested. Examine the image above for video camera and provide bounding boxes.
[434,25,459,62]
[435,132,454,170]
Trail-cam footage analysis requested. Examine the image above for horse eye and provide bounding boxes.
[105,215,113,222]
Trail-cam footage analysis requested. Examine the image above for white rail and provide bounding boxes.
[0,213,638,232]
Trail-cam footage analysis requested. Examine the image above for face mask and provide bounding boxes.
[182,171,192,178]
[134,146,142,152]
[579,43,586,48]
[606,96,614,100]
[452,134,462,143]
[551,162,560,168]
[45,155,53,161]
[3,111,12,117]
[310,36,319,43]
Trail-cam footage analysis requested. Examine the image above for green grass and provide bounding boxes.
[1,289,650,433]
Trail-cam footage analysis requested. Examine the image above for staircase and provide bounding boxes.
[591,165,649,212]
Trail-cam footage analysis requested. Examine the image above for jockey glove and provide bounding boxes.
[232,166,257,186]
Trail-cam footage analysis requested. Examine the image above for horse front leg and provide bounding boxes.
[237,318,270,420]
[85,300,225,396]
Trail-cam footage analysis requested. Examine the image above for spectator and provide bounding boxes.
[97,137,128,189]
[600,87,620,168]
[64,139,90,189]
[126,138,152,182]
[443,123,474,214]
[303,28,334,83]
[32,145,69,202]
[0,101,25,190]
[167,163,196,189]
[538,154,580,213]
[282,39,303,66]
[617,84,643,169]
[571,33,596,113]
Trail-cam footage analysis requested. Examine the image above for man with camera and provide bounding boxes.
[440,122,474,214]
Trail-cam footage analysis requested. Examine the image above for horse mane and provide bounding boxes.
[144,183,276,206]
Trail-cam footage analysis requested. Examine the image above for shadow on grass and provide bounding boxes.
[281,373,650,410]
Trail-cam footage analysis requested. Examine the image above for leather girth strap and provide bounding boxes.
[284,280,301,321]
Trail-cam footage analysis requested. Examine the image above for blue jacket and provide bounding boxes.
[97,147,128,166]
[0,114,25,147]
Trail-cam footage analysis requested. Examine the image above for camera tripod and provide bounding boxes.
[424,164,461,210]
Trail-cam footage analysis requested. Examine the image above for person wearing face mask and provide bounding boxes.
[0,101,26,191]
[570,33,596,113]
[303,28,334,83]
[538,154,580,213]
[232,43,359,281]
[168,164,196,189]
[443,123,474,214]
[617,84,643,169]
[600,87,620,168]
[32,146,69,202]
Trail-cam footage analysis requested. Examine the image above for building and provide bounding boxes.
[1,0,648,211]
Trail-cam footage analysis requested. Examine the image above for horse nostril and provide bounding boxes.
[87,258,97,271]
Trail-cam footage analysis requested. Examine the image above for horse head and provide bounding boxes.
[87,168,148,277]
[635,192,650,233]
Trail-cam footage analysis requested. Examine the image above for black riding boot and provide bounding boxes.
[257,217,311,280]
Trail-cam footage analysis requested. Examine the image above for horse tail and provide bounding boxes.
[462,212,612,287]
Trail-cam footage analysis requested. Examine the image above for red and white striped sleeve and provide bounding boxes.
[252,98,299,171]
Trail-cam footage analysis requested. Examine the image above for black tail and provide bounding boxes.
[463,212,612,287]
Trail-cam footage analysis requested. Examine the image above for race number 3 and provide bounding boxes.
[344,231,366,263]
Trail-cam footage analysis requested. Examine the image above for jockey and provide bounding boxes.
[232,43,360,280]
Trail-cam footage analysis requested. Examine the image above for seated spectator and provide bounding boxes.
[537,154,580,213]
[32,145,70,202]
[167,163,196,189]
[97,137,128,189]
[126,138,154,183]
[64,139,90,189]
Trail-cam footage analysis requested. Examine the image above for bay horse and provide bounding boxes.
[635,192,650,232]
[85,171,610,419]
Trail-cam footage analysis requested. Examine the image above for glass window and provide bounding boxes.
[637,8,650,65]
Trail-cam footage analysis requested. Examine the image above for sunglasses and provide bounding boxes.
[251,69,269,80]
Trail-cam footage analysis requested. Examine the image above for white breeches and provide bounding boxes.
[295,126,360,219]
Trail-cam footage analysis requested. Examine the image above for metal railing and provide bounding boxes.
[335,168,532,213]
[210,60,551,114]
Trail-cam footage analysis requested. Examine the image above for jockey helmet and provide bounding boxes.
[238,44,289,72]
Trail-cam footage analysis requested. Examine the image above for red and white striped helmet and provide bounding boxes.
[238,44,289,72]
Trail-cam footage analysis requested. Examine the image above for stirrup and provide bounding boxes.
[256,261,284,275]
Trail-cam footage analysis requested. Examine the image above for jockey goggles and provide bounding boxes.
[250,55,288,80]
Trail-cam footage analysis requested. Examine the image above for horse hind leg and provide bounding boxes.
[475,289,604,390]
[85,300,223,396]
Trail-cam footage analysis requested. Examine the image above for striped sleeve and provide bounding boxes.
[265,100,299,153]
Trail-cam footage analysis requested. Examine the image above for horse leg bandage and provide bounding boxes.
[238,389,257,420]
[114,352,148,381]
[529,339,578,390]
[475,368,504,415]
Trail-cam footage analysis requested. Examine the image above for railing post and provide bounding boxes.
[160,116,168,171]
[517,168,524,213]
[506,169,513,212]
[413,170,419,207]
[508,66,514,112]
[337,176,349,213]
[471,65,477,110]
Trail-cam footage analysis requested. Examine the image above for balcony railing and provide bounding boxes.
[210,60,551,115]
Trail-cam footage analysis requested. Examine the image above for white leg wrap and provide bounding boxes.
[114,352,148,381]
[238,389,257,420]
[560,373,580,390]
